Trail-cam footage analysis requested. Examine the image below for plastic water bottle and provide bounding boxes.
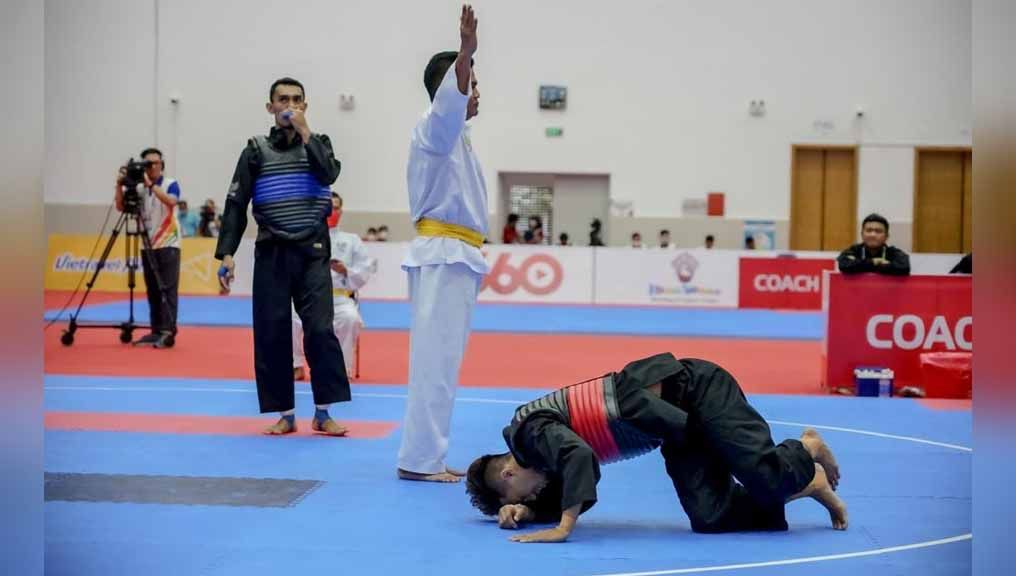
[878,377,892,397]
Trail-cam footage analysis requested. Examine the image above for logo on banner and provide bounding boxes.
[482,253,563,295]
[865,314,973,351]
[753,274,820,293]
[648,252,721,300]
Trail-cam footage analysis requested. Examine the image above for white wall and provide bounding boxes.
[45,0,971,224]
[552,175,609,246]
[45,0,156,204]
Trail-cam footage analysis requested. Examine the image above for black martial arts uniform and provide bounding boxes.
[215,127,350,413]
[836,243,911,276]
[502,353,815,533]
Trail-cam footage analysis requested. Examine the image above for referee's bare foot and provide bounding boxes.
[263,417,296,435]
[801,428,840,490]
[397,468,462,483]
[311,418,348,437]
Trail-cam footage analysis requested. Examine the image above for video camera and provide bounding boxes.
[120,158,154,212]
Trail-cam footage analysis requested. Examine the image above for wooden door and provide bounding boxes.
[914,149,968,253]
[790,146,857,250]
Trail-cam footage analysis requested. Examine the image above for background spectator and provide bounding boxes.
[178,200,200,238]
[526,216,544,244]
[589,218,604,246]
[198,199,221,238]
[502,213,520,244]
[658,229,674,249]
[705,234,715,249]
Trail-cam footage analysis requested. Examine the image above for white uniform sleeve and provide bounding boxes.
[344,235,375,293]
[415,64,469,156]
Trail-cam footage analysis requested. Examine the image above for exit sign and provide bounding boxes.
[545,127,564,137]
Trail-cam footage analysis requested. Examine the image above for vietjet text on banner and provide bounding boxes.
[46,234,223,295]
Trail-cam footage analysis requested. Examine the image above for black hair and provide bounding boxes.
[466,453,508,516]
[465,453,565,523]
[269,77,305,102]
[331,191,342,208]
[631,232,641,240]
[378,225,389,232]
[559,233,569,242]
[424,51,473,101]
[660,229,671,236]
[140,147,164,168]
[590,218,602,231]
[507,213,519,224]
[367,227,377,234]
[706,234,715,242]
[528,215,543,228]
[862,213,890,233]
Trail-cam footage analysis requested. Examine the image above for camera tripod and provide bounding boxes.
[60,195,173,347]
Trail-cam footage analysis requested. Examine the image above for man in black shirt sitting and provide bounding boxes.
[837,213,910,276]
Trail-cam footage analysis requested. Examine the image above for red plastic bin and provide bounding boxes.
[919,352,972,399]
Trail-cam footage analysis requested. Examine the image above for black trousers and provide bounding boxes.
[618,359,815,533]
[141,247,180,335]
[252,229,350,413]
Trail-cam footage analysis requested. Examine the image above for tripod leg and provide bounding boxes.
[67,212,129,326]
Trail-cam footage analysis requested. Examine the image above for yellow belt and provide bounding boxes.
[415,218,484,249]
[332,288,353,298]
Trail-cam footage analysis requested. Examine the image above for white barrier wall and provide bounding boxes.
[223,240,966,305]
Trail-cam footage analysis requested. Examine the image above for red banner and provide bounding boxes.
[739,257,836,310]
[823,273,972,394]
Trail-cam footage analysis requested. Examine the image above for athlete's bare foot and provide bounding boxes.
[790,463,848,530]
[801,428,840,490]
[311,418,348,437]
[397,468,462,483]
[263,417,297,435]
[444,466,466,477]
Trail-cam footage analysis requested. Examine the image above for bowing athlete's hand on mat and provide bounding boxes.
[509,526,570,543]
[497,504,532,529]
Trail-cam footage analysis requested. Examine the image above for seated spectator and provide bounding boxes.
[589,219,604,247]
[364,227,378,242]
[527,216,545,244]
[658,229,674,249]
[744,236,756,250]
[376,225,389,241]
[557,232,570,246]
[198,199,221,238]
[836,213,910,276]
[177,200,200,238]
[631,232,644,249]
[705,234,715,249]
[502,213,520,244]
[950,253,972,274]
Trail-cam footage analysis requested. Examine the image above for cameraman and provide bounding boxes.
[114,147,182,348]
